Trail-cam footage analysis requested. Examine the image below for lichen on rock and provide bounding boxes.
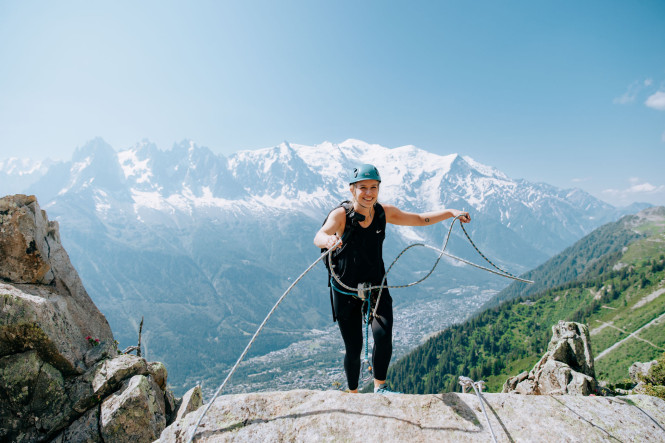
[0,195,177,442]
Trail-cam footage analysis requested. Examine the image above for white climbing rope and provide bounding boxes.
[188,216,532,441]
[186,244,340,443]
[459,376,497,443]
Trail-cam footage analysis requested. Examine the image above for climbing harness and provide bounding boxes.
[188,214,532,442]
[459,376,497,443]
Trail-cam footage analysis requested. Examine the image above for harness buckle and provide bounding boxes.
[357,283,370,301]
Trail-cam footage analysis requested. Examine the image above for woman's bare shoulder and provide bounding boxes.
[380,203,398,214]
[323,206,347,228]
[330,206,347,218]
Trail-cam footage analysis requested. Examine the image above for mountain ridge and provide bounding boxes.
[0,137,651,394]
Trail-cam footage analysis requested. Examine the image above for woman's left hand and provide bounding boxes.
[457,211,471,223]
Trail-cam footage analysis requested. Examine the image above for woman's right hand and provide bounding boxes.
[327,234,342,250]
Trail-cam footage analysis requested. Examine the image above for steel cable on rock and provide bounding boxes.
[459,376,498,443]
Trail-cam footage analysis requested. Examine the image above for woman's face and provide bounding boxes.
[350,179,380,209]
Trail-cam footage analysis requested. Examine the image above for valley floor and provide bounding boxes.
[196,285,498,397]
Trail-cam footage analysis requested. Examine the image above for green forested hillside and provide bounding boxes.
[482,216,645,309]
[389,207,665,394]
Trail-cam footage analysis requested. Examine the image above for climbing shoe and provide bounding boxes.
[374,383,401,395]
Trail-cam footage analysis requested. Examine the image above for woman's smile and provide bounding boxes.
[352,179,380,209]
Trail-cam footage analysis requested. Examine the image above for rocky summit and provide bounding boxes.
[160,389,665,442]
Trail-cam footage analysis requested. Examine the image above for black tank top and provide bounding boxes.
[333,203,387,289]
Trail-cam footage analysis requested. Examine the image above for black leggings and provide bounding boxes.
[333,288,393,391]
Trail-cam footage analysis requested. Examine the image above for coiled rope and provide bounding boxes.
[328,215,533,319]
[187,215,532,442]
[327,215,532,386]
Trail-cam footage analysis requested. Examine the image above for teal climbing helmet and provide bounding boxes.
[349,164,381,184]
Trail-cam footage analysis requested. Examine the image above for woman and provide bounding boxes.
[314,163,471,394]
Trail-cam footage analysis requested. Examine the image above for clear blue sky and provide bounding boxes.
[1,0,664,206]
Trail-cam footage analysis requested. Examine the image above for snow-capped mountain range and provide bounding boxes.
[7,137,632,249]
[0,157,54,195]
[0,138,647,393]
